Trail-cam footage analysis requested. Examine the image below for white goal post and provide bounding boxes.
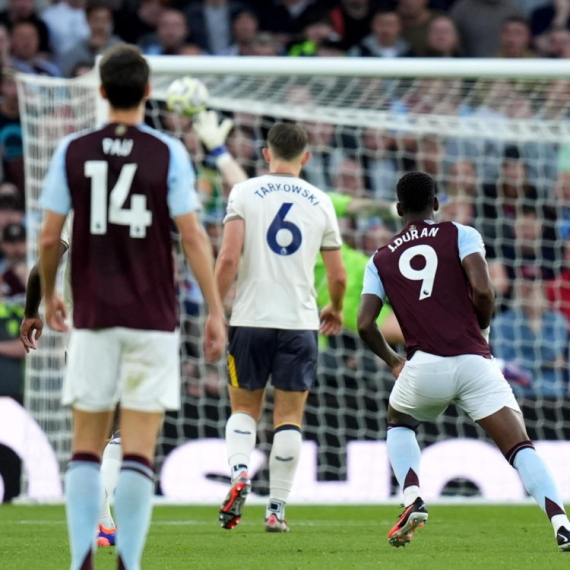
[15,57,570,503]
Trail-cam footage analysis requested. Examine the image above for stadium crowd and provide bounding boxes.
[2,0,570,407]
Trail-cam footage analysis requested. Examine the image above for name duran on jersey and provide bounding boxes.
[225,174,342,330]
[40,122,199,332]
[362,220,491,359]
[253,181,321,206]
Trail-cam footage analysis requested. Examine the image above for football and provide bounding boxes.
[166,76,209,116]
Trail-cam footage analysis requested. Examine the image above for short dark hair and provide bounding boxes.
[99,45,149,110]
[86,0,113,17]
[267,122,308,161]
[397,171,435,214]
[502,16,530,29]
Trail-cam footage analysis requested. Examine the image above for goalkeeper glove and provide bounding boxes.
[193,110,233,166]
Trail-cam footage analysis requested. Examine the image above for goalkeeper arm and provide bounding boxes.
[193,110,248,187]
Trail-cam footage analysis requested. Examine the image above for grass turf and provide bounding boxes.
[1,504,569,569]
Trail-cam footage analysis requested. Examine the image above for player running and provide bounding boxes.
[357,171,570,551]
[38,45,226,570]
[215,122,347,532]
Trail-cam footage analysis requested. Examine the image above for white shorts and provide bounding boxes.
[389,351,521,422]
[63,327,181,413]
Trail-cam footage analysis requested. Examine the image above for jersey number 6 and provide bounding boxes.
[398,244,438,300]
[267,203,302,256]
[85,161,152,239]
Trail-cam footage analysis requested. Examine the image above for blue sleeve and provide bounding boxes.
[167,138,200,217]
[453,222,486,261]
[39,137,72,215]
[361,257,386,302]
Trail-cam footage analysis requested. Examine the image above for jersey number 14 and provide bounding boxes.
[85,161,152,239]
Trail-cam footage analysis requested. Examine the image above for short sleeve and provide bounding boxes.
[453,222,486,261]
[224,184,244,223]
[40,137,72,215]
[167,138,199,217]
[321,197,342,250]
[362,257,386,302]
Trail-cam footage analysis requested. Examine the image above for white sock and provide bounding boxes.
[226,412,256,480]
[268,425,302,516]
[99,437,122,529]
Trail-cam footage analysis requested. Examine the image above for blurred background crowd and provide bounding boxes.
[2,0,570,414]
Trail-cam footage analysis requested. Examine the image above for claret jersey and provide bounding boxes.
[362,220,491,359]
[225,174,342,330]
[40,122,199,332]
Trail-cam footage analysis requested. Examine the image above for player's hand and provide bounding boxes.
[44,294,68,333]
[20,315,44,353]
[193,110,233,151]
[204,312,227,363]
[320,304,343,336]
[391,357,406,379]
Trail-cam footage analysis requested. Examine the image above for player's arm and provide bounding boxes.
[358,294,405,377]
[39,211,68,332]
[175,211,226,362]
[462,252,494,332]
[320,249,347,336]
[20,241,68,352]
[215,218,244,302]
[193,110,248,188]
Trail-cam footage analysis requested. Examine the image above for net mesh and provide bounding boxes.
[17,64,570,499]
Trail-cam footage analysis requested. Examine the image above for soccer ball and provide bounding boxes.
[166,77,209,117]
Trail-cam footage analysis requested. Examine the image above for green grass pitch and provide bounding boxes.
[2,504,570,569]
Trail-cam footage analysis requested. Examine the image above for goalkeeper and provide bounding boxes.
[193,110,404,343]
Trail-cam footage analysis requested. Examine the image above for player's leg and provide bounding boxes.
[457,354,570,551]
[477,406,570,548]
[97,432,122,546]
[266,330,318,532]
[113,328,180,570]
[386,352,456,547]
[220,327,274,529]
[266,388,308,532]
[63,328,120,570]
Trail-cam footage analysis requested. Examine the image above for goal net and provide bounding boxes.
[17,57,570,502]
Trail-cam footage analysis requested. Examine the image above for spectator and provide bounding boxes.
[0,0,50,53]
[41,0,89,64]
[498,16,534,57]
[0,182,18,197]
[0,272,25,403]
[0,196,23,237]
[0,23,10,65]
[349,10,412,57]
[554,170,570,239]
[115,0,167,46]
[546,238,570,324]
[3,257,25,300]
[531,0,570,38]
[221,9,258,56]
[397,0,439,56]
[451,0,524,57]
[289,21,340,56]
[445,159,477,198]
[300,120,341,190]
[548,26,570,58]
[0,222,25,273]
[425,15,461,57]
[70,61,95,77]
[491,277,569,397]
[179,44,207,55]
[329,0,380,50]
[142,9,189,55]
[333,157,368,198]
[226,127,257,177]
[0,70,24,190]
[259,0,327,45]
[315,35,345,56]
[185,0,252,55]
[250,32,282,56]
[61,0,121,77]
[361,127,398,200]
[10,21,60,76]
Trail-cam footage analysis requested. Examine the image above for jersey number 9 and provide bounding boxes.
[398,244,438,300]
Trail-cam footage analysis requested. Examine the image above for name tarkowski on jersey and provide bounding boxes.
[253,181,321,206]
[388,224,440,253]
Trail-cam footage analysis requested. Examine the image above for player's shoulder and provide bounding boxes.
[135,123,186,154]
[57,124,104,153]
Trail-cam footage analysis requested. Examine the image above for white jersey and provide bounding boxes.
[225,174,342,330]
